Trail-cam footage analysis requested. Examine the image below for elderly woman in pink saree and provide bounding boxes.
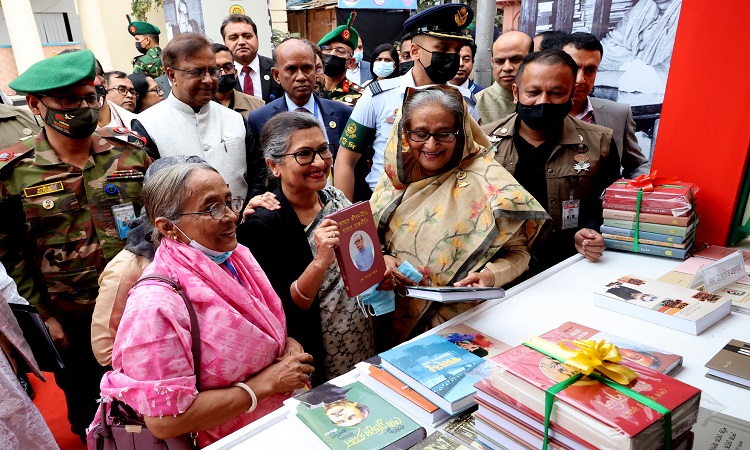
[95,163,314,448]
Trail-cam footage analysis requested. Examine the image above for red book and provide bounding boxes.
[601,201,692,217]
[602,209,693,226]
[488,327,701,450]
[605,179,697,202]
[326,201,386,297]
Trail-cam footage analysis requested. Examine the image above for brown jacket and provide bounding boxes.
[482,114,618,230]
[232,90,265,120]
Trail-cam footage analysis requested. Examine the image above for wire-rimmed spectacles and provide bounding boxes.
[178,197,244,220]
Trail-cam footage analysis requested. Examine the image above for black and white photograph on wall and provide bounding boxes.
[165,0,206,41]
[519,0,683,159]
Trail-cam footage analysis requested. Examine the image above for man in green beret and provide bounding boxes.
[318,12,363,107]
[1,49,151,440]
[128,14,165,78]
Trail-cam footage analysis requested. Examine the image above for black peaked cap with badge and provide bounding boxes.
[403,3,474,42]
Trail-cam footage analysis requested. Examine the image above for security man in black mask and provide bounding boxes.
[334,3,478,202]
[483,49,620,274]
[318,12,364,107]
[211,43,265,120]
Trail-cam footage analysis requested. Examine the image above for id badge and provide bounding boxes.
[111,203,136,239]
[562,199,580,230]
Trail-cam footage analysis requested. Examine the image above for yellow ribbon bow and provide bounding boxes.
[525,336,638,385]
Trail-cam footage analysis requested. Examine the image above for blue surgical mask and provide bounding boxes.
[173,223,233,264]
[353,50,363,64]
[357,261,423,316]
[372,61,395,78]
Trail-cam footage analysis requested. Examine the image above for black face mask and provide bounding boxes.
[399,60,414,76]
[43,105,100,139]
[217,73,237,93]
[135,41,147,55]
[418,50,459,84]
[515,99,572,132]
[322,54,348,77]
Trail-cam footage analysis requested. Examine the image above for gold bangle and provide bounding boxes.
[293,280,314,302]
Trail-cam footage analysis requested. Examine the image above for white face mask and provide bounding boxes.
[172,223,232,264]
[373,61,395,78]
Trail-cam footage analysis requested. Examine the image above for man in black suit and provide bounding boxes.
[221,14,284,104]
[245,38,353,197]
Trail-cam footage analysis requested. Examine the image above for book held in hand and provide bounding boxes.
[326,201,386,297]
[9,303,65,372]
[380,334,486,414]
[593,275,732,334]
[704,339,750,389]
[285,375,426,450]
[405,286,505,303]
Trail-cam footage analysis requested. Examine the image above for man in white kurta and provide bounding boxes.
[132,33,248,197]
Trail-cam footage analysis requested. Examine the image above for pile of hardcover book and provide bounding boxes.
[472,326,701,450]
[602,178,697,260]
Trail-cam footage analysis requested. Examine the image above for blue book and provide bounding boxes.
[600,225,689,245]
[379,334,485,414]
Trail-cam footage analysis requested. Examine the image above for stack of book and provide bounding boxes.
[472,325,701,450]
[602,179,697,259]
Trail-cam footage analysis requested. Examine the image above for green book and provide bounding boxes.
[602,218,694,237]
[287,376,426,450]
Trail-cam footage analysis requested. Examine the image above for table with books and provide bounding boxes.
[206,250,750,450]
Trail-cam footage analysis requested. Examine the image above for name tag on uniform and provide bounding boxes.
[385,116,396,124]
[112,203,136,239]
[23,181,64,198]
[562,199,580,230]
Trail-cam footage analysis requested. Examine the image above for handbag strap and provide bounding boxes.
[133,274,201,389]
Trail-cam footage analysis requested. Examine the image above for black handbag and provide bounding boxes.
[87,275,201,450]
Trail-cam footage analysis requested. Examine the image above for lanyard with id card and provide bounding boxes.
[562,188,579,230]
[111,203,136,239]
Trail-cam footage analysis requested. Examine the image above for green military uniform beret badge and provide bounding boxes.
[318,12,359,50]
[126,14,161,36]
[9,49,96,94]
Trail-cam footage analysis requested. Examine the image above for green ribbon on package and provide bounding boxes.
[633,188,643,252]
[522,337,672,450]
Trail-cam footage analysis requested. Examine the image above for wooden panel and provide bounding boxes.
[554,0,576,32]
[591,0,613,39]
[518,0,538,35]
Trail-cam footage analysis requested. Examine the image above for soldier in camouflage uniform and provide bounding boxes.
[128,15,165,78]
[318,12,363,107]
[1,49,151,439]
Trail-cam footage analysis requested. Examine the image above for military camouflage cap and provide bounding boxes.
[403,3,474,42]
[318,12,359,50]
[127,14,161,36]
[9,49,96,94]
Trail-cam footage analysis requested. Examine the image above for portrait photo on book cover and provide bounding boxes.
[350,231,375,272]
[606,284,660,302]
[296,383,370,427]
[519,0,683,161]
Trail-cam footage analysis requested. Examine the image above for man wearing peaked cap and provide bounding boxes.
[333,3,479,202]
[128,14,165,78]
[318,12,364,108]
[3,49,150,440]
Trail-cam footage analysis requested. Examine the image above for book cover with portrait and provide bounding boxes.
[286,376,425,450]
[326,201,386,297]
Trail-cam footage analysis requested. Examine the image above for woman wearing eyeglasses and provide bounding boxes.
[127,72,164,114]
[370,86,549,346]
[95,161,314,447]
[237,112,380,384]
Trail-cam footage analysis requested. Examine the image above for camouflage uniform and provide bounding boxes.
[0,127,150,434]
[132,46,164,78]
[321,78,363,107]
[0,104,40,149]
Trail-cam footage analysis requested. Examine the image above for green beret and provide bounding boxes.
[127,14,160,36]
[9,49,96,95]
[318,12,359,50]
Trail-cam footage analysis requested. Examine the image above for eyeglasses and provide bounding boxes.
[107,85,138,98]
[273,145,333,166]
[321,45,352,58]
[406,130,460,143]
[37,94,105,110]
[146,86,164,95]
[179,197,244,220]
[172,67,222,79]
[218,63,235,74]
